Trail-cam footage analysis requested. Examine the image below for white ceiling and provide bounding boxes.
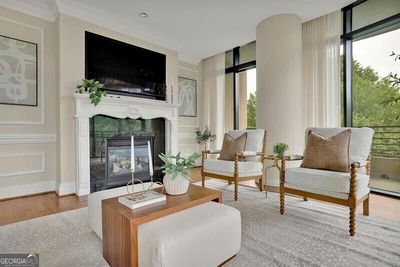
[0,0,354,63]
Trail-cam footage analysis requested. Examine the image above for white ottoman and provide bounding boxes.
[139,201,241,267]
[88,186,241,267]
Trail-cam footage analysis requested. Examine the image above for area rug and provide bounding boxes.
[0,180,399,266]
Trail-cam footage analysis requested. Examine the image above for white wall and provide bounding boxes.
[56,14,179,195]
[0,7,182,198]
[178,61,204,160]
[0,7,57,199]
[256,14,305,187]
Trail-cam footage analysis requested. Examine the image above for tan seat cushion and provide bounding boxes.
[301,129,351,172]
[219,133,247,161]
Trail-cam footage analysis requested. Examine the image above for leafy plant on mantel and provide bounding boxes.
[76,79,106,106]
[159,152,200,181]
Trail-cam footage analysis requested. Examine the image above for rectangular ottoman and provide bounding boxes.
[138,201,241,267]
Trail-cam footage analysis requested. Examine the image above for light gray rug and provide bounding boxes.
[0,180,399,267]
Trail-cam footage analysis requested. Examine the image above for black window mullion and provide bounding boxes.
[343,8,353,127]
[233,47,240,129]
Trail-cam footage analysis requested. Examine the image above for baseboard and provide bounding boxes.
[56,182,76,196]
[0,180,56,200]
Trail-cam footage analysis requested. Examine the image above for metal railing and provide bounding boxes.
[365,126,400,158]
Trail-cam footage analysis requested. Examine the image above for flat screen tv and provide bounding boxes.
[85,31,166,100]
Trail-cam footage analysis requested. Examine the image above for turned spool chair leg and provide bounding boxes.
[363,158,370,216]
[279,160,285,214]
[234,154,239,201]
[349,163,357,236]
[363,196,369,216]
[201,151,206,187]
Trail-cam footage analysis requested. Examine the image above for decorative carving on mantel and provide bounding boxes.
[123,106,142,119]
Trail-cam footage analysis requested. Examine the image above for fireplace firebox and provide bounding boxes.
[105,136,154,188]
[90,115,165,192]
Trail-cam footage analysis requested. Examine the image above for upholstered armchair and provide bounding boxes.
[201,129,267,201]
[280,127,374,236]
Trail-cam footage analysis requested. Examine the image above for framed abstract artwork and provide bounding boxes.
[178,77,197,117]
[0,35,38,106]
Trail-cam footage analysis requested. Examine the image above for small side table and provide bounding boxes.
[263,155,303,197]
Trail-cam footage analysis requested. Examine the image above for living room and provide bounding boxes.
[0,0,399,266]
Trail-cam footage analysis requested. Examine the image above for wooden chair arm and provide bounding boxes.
[236,151,265,158]
[202,149,221,155]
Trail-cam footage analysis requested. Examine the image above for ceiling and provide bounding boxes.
[0,0,354,63]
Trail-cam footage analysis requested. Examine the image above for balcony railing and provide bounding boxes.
[366,126,400,158]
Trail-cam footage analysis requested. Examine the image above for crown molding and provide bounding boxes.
[0,0,58,21]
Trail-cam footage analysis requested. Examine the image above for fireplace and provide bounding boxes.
[73,93,178,196]
[90,115,165,192]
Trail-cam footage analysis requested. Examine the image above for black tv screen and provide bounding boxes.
[85,31,166,100]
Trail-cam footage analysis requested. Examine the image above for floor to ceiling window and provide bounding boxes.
[225,42,256,131]
[342,0,400,196]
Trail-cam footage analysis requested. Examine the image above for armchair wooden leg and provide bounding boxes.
[303,196,308,201]
[234,154,239,201]
[201,151,206,187]
[279,160,285,215]
[363,195,369,216]
[349,206,356,236]
[228,180,232,185]
[258,177,263,191]
[234,181,238,201]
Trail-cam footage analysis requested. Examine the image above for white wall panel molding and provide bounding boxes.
[0,134,56,144]
[0,15,45,125]
[0,180,55,200]
[0,152,45,178]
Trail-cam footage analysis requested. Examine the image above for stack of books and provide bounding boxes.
[118,190,166,209]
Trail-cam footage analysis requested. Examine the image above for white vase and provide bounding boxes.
[163,173,190,195]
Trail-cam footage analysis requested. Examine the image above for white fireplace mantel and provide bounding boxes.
[73,93,179,196]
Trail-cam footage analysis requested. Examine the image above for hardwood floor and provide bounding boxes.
[0,193,87,226]
[0,167,399,226]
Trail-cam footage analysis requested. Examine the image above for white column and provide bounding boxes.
[256,14,304,189]
[256,14,305,155]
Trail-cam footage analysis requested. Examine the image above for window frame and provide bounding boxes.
[225,42,256,129]
[341,0,400,127]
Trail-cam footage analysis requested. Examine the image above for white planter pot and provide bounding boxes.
[163,173,190,195]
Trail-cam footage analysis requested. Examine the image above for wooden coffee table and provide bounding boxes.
[102,184,222,267]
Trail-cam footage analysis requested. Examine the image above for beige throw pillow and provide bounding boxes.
[301,129,351,172]
[219,133,247,161]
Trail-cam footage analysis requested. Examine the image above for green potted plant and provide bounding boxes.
[195,126,216,151]
[159,152,200,195]
[76,79,106,106]
[273,143,289,157]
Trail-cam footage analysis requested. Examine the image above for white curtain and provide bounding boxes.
[303,10,341,127]
[203,53,225,148]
